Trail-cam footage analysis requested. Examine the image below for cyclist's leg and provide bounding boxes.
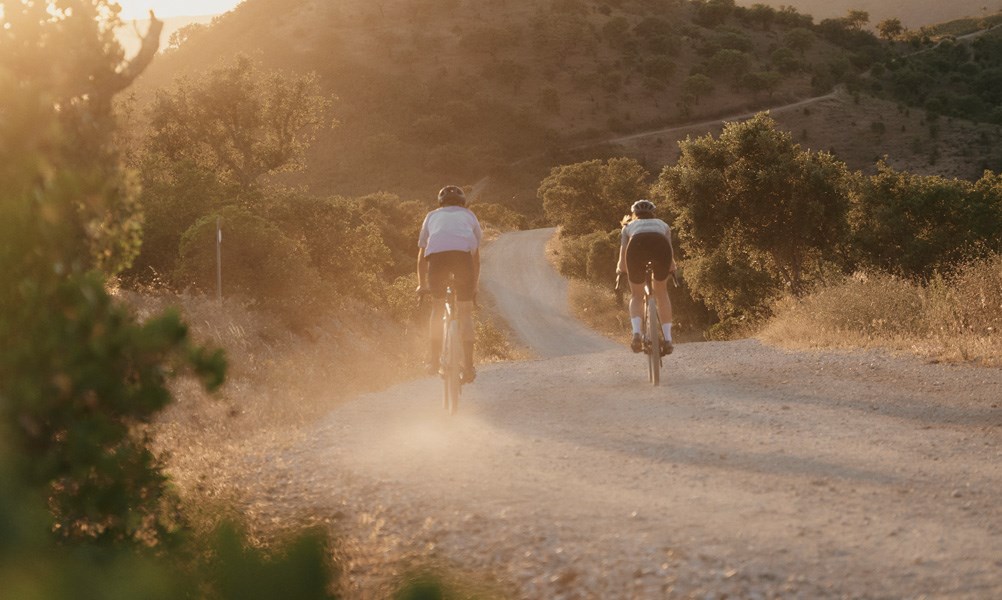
[452,252,477,382]
[651,278,673,329]
[425,253,449,372]
[625,235,653,351]
[651,277,674,354]
[627,281,645,322]
[647,234,674,353]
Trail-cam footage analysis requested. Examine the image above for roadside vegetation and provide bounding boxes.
[4,0,1001,598]
[0,1,511,597]
[543,113,1002,360]
[761,254,1002,365]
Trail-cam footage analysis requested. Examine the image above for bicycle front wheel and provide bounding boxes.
[647,296,661,386]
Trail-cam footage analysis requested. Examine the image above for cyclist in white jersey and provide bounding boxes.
[416,186,483,383]
[616,199,677,355]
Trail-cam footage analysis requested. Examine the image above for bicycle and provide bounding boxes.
[642,263,664,385]
[438,278,463,415]
[616,263,675,386]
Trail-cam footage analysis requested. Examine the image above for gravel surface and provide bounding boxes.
[230,229,1002,598]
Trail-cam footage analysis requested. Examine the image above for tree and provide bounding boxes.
[1,0,225,547]
[846,10,870,31]
[784,27,815,56]
[539,158,651,236]
[654,113,851,315]
[877,18,904,41]
[694,0,735,27]
[747,3,776,30]
[681,73,715,113]
[770,47,802,74]
[705,48,752,87]
[849,164,1002,277]
[741,70,783,98]
[166,22,208,51]
[146,55,333,192]
[134,57,335,285]
[1,0,164,277]
[641,55,676,82]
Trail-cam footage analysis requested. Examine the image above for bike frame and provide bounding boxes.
[642,263,662,386]
[440,279,463,414]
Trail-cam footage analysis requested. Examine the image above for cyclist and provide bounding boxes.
[416,185,483,383]
[616,199,677,356]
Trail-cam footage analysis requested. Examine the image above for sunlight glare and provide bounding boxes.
[115,0,244,19]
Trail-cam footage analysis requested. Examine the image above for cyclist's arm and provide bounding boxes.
[616,239,628,274]
[417,247,429,290]
[472,248,481,291]
[665,229,677,273]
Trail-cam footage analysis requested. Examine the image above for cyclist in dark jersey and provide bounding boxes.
[416,185,483,383]
[616,199,677,355]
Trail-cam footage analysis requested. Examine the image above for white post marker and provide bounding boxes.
[216,217,222,303]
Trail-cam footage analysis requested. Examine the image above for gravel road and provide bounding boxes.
[234,229,1002,599]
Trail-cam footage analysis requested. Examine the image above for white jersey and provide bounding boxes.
[621,217,671,245]
[418,206,483,255]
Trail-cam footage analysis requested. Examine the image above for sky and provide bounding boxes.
[116,0,244,19]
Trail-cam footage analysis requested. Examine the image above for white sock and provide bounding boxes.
[662,322,673,342]
[631,317,642,335]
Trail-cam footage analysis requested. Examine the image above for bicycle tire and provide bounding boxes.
[446,320,462,415]
[440,318,450,410]
[647,295,661,386]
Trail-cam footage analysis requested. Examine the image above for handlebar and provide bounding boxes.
[615,268,680,291]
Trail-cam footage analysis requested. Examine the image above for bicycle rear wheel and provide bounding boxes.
[445,320,462,415]
[647,295,661,386]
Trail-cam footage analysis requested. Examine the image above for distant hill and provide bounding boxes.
[737,0,1002,29]
[116,15,216,58]
[129,0,1000,210]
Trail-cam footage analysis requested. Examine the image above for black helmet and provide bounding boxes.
[438,185,466,206]
[631,199,656,214]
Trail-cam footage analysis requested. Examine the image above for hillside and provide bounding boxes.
[115,14,216,58]
[740,0,1002,29]
[132,0,1000,213]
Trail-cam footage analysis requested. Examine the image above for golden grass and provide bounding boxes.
[117,287,521,518]
[568,278,632,345]
[760,254,1002,366]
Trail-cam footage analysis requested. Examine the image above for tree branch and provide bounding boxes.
[107,11,164,97]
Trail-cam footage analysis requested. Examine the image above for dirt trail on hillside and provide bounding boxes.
[233,229,1002,599]
[480,228,616,358]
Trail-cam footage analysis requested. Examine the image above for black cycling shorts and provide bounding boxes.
[626,232,672,284]
[426,250,475,301]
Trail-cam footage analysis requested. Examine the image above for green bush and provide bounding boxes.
[176,206,320,311]
[849,165,1002,277]
[556,230,619,285]
[655,112,851,317]
[470,202,527,231]
[539,158,650,236]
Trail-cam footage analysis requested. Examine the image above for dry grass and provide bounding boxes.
[116,287,522,528]
[568,279,632,345]
[110,289,432,537]
[760,254,1002,366]
[112,288,524,595]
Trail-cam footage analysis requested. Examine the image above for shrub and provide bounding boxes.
[556,230,620,286]
[763,253,1002,364]
[849,165,1002,277]
[471,202,527,231]
[176,206,320,313]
